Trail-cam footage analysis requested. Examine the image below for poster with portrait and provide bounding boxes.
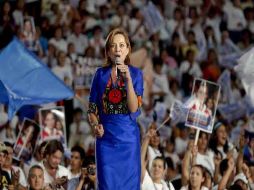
[13,118,40,162]
[39,106,67,145]
[185,79,220,133]
[20,16,39,53]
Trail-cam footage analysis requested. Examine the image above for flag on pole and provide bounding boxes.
[235,46,254,106]
[217,69,234,104]
[0,37,74,119]
[142,1,164,36]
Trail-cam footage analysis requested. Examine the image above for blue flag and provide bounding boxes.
[0,37,74,119]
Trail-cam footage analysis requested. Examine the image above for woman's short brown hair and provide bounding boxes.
[104,28,131,66]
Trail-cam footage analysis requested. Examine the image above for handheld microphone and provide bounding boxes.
[115,56,121,77]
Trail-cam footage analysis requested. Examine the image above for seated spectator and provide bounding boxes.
[0,142,11,189]
[179,49,202,84]
[2,142,27,189]
[38,140,70,188]
[180,165,209,190]
[27,165,44,190]
[68,156,96,190]
[69,145,85,179]
[68,108,91,149]
[141,128,175,190]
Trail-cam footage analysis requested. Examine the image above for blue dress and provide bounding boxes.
[88,65,143,190]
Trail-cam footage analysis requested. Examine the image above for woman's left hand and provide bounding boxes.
[117,65,131,81]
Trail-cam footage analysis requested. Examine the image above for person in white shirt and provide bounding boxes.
[49,27,68,53]
[2,142,27,189]
[89,25,105,58]
[179,50,203,84]
[68,108,92,149]
[67,21,88,55]
[223,0,247,43]
[151,57,174,108]
[147,128,163,172]
[141,128,175,190]
[27,165,45,190]
[38,140,71,187]
[224,0,247,32]
[52,51,73,86]
[68,145,85,179]
[181,165,209,190]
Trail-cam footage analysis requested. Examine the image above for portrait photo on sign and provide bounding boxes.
[185,78,220,133]
[39,106,66,145]
[13,118,40,162]
[19,16,42,55]
[20,16,36,44]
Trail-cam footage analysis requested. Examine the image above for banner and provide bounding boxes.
[142,1,164,36]
[217,102,246,122]
[185,79,220,133]
[13,118,40,162]
[39,106,67,145]
[170,100,189,126]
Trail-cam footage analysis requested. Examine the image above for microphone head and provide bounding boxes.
[115,56,121,65]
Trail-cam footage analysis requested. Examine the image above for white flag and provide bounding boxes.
[217,69,234,104]
[235,46,254,105]
[142,2,164,36]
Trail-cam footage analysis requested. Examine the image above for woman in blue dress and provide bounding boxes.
[87,28,144,190]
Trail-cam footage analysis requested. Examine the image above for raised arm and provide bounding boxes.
[218,157,235,190]
[141,128,156,183]
[182,140,197,186]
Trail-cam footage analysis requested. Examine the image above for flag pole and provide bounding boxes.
[194,129,200,146]
[155,115,171,132]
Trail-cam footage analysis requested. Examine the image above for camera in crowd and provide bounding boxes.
[87,166,95,176]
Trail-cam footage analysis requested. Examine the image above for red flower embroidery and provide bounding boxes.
[108,89,122,104]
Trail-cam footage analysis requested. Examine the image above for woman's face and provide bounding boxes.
[55,28,62,39]
[24,20,32,32]
[190,166,204,189]
[56,121,62,130]
[160,50,168,61]
[45,113,56,129]
[151,159,165,181]
[198,133,208,152]
[216,125,227,146]
[174,10,182,20]
[150,134,160,148]
[108,34,129,65]
[187,33,195,43]
[207,98,214,110]
[3,2,11,13]
[25,125,34,141]
[249,139,254,150]
[197,85,208,103]
[58,52,66,66]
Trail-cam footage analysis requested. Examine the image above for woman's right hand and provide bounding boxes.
[94,124,104,138]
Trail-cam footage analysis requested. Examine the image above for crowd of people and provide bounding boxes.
[1,0,254,189]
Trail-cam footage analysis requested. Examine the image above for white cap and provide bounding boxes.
[233,173,248,185]
[196,153,215,178]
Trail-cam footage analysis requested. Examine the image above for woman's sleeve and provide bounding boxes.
[134,69,144,108]
[87,70,100,114]
[133,69,144,97]
[129,69,144,120]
